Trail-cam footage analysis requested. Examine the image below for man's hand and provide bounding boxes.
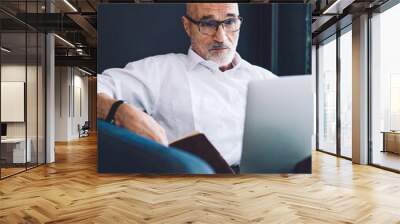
[115,103,169,146]
[97,93,169,146]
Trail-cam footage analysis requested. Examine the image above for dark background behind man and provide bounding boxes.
[98,3,311,76]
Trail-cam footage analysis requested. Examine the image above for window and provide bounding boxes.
[340,28,352,158]
[318,36,337,154]
[371,2,400,171]
[0,1,47,179]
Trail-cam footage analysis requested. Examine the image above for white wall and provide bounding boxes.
[54,67,89,141]
[1,65,25,137]
[1,65,40,138]
[1,64,46,164]
[55,66,70,141]
[72,73,89,138]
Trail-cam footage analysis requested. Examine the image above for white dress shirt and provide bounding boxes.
[98,48,276,165]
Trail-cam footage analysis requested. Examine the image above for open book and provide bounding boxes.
[169,132,234,174]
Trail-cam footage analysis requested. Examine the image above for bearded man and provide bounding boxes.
[97,3,276,167]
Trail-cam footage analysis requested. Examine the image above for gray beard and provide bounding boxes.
[207,49,235,66]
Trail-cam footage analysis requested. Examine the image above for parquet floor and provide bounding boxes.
[1,134,400,223]
[373,151,400,171]
[1,167,26,178]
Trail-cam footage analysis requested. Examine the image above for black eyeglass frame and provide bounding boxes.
[184,15,244,35]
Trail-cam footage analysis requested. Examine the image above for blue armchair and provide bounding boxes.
[97,120,214,174]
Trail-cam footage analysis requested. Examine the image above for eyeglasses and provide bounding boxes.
[185,15,243,36]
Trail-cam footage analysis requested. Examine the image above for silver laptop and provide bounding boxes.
[240,75,314,173]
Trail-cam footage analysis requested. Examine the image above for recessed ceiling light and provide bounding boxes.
[54,34,75,48]
[63,0,78,12]
[78,67,93,76]
[1,47,11,53]
[322,0,354,15]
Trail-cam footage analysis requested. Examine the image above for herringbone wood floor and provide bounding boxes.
[1,134,400,224]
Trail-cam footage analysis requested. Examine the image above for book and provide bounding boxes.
[169,133,234,174]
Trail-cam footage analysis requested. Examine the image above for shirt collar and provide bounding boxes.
[187,47,243,73]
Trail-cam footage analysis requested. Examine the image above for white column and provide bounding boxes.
[352,14,369,164]
[312,45,317,150]
[46,33,55,163]
[45,1,55,163]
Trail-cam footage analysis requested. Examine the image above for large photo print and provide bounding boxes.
[97,3,313,174]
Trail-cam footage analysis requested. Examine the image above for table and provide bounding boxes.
[381,131,400,154]
[1,138,31,163]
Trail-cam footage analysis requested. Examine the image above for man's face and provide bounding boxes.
[183,3,240,66]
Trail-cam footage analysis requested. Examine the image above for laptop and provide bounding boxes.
[240,75,314,173]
